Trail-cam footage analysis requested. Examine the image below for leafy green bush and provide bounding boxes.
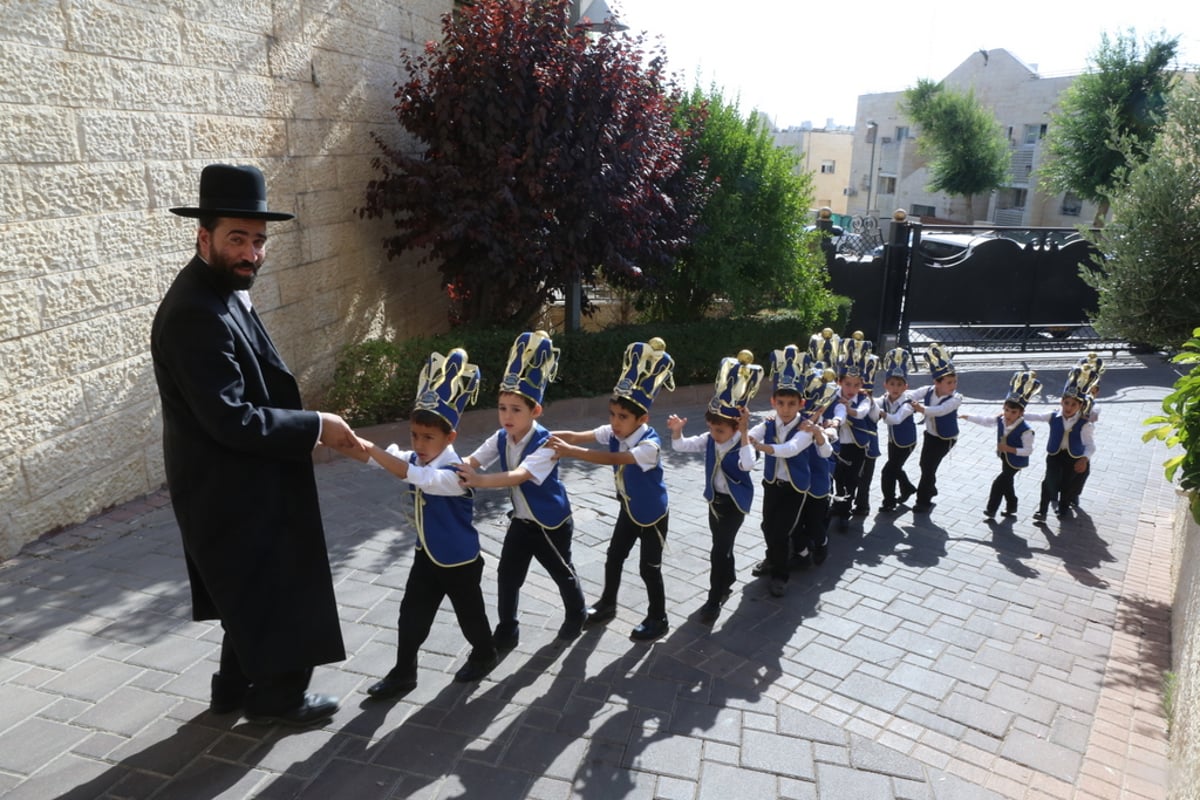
[1144,328,1200,522]
[328,308,849,426]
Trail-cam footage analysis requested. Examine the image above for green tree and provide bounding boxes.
[1040,31,1179,227]
[1084,79,1200,349]
[634,85,833,323]
[360,0,707,326]
[902,79,1010,220]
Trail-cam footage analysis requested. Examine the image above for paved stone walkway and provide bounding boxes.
[0,352,1180,799]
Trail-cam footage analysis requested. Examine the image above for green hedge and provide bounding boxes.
[328,306,850,426]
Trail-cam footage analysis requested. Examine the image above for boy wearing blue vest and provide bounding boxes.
[1025,364,1099,521]
[959,371,1041,519]
[909,343,961,514]
[547,339,675,641]
[457,331,587,651]
[339,349,498,700]
[747,345,829,598]
[667,351,763,625]
[877,348,919,512]
[795,366,839,568]
[830,332,880,525]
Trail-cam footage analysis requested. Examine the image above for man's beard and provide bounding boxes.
[207,250,259,292]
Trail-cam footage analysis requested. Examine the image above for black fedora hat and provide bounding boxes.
[170,164,295,221]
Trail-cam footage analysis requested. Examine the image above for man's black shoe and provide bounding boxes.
[453,653,499,683]
[630,617,669,641]
[366,669,417,700]
[209,673,247,715]
[583,602,617,627]
[246,693,339,727]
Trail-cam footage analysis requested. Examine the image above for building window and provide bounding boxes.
[911,203,936,217]
[1061,193,1082,217]
[895,126,910,141]
[820,160,836,174]
[878,176,896,195]
[1023,124,1045,145]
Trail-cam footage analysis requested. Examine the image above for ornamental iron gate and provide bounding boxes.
[821,216,1127,354]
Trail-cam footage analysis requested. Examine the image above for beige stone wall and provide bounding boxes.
[0,0,454,559]
[1171,494,1200,799]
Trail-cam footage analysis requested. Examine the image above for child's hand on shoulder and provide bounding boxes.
[454,461,479,486]
[545,435,580,458]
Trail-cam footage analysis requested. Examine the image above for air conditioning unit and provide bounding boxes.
[843,187,858,196]
[881,137,892,144]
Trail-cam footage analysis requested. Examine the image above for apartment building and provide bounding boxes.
[848,49,1099,226]
[773,125,855,215]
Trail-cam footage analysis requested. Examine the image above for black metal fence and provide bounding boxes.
[822,217,1128,354]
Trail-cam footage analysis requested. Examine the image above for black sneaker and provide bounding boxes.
[750,559,770,577]
[630,616,669,641]
[492,625,519,653]
[813,538,829,565]
[453,652,499,683]
[1032,510,1047,522]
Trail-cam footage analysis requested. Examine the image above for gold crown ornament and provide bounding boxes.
[708,350,765,419]
[413,348,481,429]
[880,348,917,381]
[803,367,840,416]
[613,338,675,413]
[837,331,874,379]
[923,342,956,380]
[1006,370,1041,407]
[769,344,812,393]
[499,330,560,406]
[808,328,841,369]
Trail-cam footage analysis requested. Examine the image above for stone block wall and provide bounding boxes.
[0,0,454,559]
[1171,494,1200,798]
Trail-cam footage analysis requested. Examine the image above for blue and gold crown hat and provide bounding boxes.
[708,350,765,419]
[769,344,812,393]
[861,354,881,392]
[1006,370,1041,407]
[1062,359,1101,402]
[613,337,675,413]
[808,328,841,369]
[803,366,839,415]
[923,342,956,380]
[837,330,874,379]
[413,348,481,430]
[1079,352,1105,392]
[880,348,917,381]
[499,330,559,406]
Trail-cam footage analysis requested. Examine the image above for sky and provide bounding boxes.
[607,0,1200,129]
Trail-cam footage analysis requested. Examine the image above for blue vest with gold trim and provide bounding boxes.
[704,436,754,513]
[609,427,668,525]
[923,387,959,439]
[1046,413,1087,458]
[408,456,480,567]
[996,417,1031,469]
[498,424,572,528]
[763,418,810,493]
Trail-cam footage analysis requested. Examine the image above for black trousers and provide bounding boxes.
[795,493,829,553]
[1039,450,1086,513]
[707,493,745,602]
[761,481,805,581]
[394,548,495,678]
[987,460,1021,514]
[495,517,586,635]
[855,456,877,510]
[832,444,867,516]
[218,629,310,714]
[880,441,917,503]
[599,507,669,620]
[916,433,955,505]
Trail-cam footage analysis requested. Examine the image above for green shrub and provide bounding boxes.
[328,308,850,426]
[1145,327,1200,522]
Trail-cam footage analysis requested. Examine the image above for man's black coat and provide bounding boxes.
[151,257,345,677]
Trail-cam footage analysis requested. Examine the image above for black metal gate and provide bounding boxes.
[823,216,1127,354]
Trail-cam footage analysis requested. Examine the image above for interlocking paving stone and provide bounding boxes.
[0,353,1178,797]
